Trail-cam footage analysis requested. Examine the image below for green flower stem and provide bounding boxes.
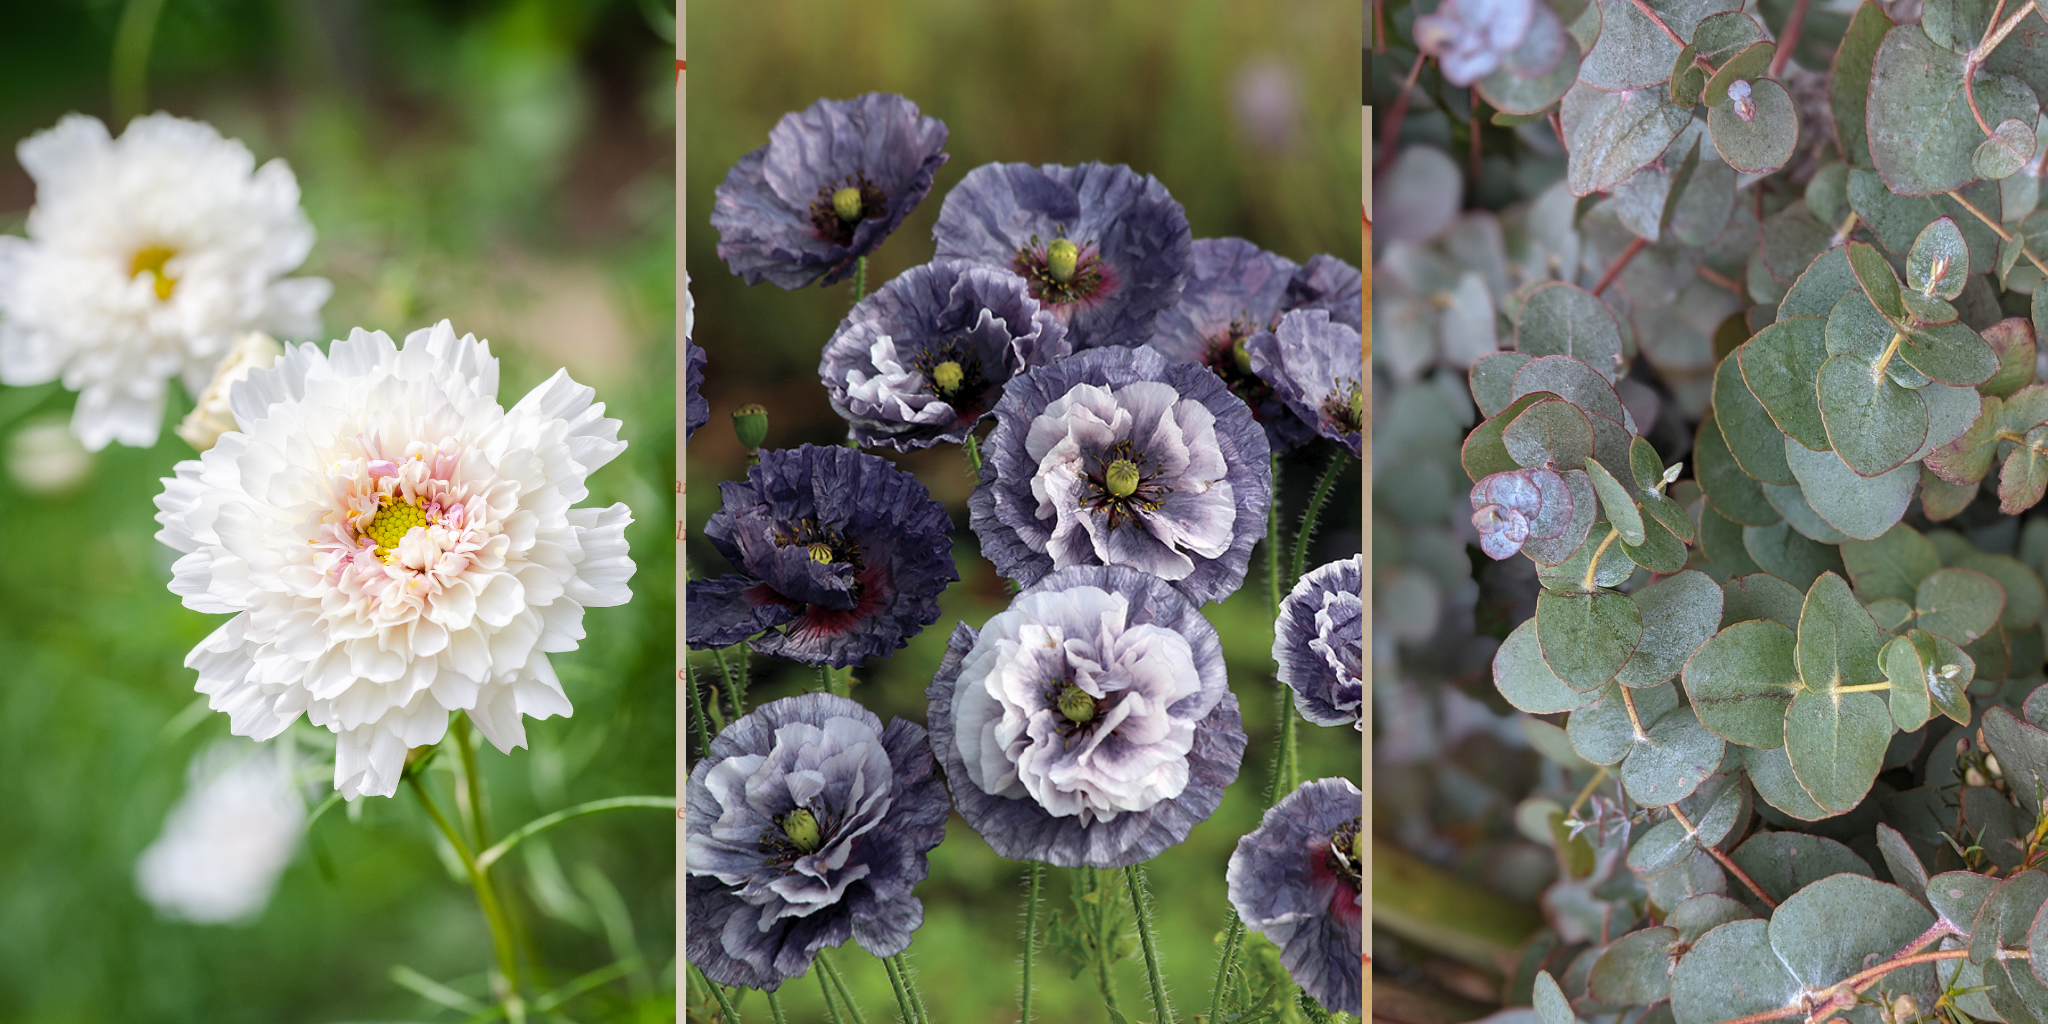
[854,256,868,304]
[1020,863,1042,1024]
[883,953,930,1024]
[110,0,166,121]
[712,644,748,720]
[963,431,983,478]
[817,969,846,1024]
[688,662,713,764]
[409,774,525,1021]
[1267,453,1285,618]
[1084,866,1121,1014]
[1265,697,1299,806]
[767,989,788,1024]
[454,715,491,855]
[475,796,675,871]
[1291,452,1349,587]
[1125,865,1174,1024]
[693,965,743,1024]
[1207,913,1246,1022]
[819,953,870,1024]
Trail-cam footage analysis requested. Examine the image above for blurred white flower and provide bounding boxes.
[136,739,306,924]
[1413,0,1535,86]
[6,415,92,494]
[175,330,283,453]
[0,113,330,451]
[154,321,636,799]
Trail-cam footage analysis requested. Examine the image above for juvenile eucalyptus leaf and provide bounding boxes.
[1828,2,1894,168]
[1585,458,1648,546]
[1730,831,1872,905]
[1695,413,1783,525]
[1953,551,2047,627]
[1671,46,1707,108]
[1620,704,1726,805]
[1525,469,1602,566]
[1796,571,1889,692]
[1539,588,1646,691]
[1782,439,1918,541]
[1570,680,1680,764]
[1532,969,1576,1024]
[1826,288,1930,388]
[1847,171,2006,275]
[1622,511,1692,572]
[1506,398,1598,471]
[1816,354,1929,477]
[1518,283,1627,382]
[1629,818,1701,878]
[1712,357,1796,485]
[1669,920,1800,1024]
[1875,822,1931,905]
[1999,424,2048,513]
[1900,319,2001,387]
[1970,870,2048,965]
[1643,490,1696,544]
[1866,597,1914,630]
[1740,742,1834,821]
[1739,318,1832,451]
[1587,926,1678,1005]
[1699,501,1767,575]
[1742,520,1846,589]
[1479,29,1583,115]
[1976,117,2039,182]
[1702,42,1774,107]
[1565,81,1694,198]
[1920,468,1980,521]
[1868,25,2041,197]
[1841,523,1941,604]
[1760,202,1835,288]
[1763,481,1850,543]
[1691,9,1766,64]
[1928,870,1999,932]
[1707,77,1797,175]
[1768,875,1935,993]
[1850,240,1910,323]
[1464,393,1551,483]
[1981,707,2048,818]
[1777,245,1857,322]
[1497,618,1603,714]
[1925,393,2007,485]
[1684,618,1800,748]
[1617,570,1724,687]
[1901,289,1960,327]
[1978,318,2038,399]
[1538,515,1633,588]
[1922,0,1997,53]
[1881,631,1937,732]
[1720,572,1804,628]
[1908,382,1984,463]
[1513,355,1633,425]
[1915,566,2007,644]
[1805,162,1852,228]
[1908,216,1969,302]
[1784,687,1893,815]
[1667,893,1754,943]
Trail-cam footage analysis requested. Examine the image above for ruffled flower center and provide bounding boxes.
[1080,439,1173,529]
[312,436,506,621]
[131,245,178,301]
[1321,377,1365,434]
[778,517,864,574]
[1013,234,1114,307]
[763,805,832,862]
[810,174,887,246]
[1199,319,1282,414]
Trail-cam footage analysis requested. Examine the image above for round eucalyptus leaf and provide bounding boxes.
[1496,618,1602,714]
[1817,354,1930,477]
[1707,76,1797,175]
[1970,870,2048,965]
[1921,469,1981,521]
[1739,318,1832,452]
[1720,573,1805,628]
[2000,429,2048,514]
[1915,566,2007,644]
[1479,31,1583,115]
[1700,500,1767,576]
[1695,413,1782,525]
[1578,0,1683,91]
[1869,25,2042,197]
[1731,831,1873,906]
[1703,42,1775,107]
[1642,490,1696,544]
[1981,707,2048,818]
[1875,822,1931,904]
[1783,440,1918,541]
[1976,117,2038,182]
[1923,0,1997,53]
[1539,588,1645,691]
[1588,926,1679,1005]
[1925,394,2006,485]
[1670,920,1799,1024]
[1471,351,1536,419]
[1929,870,2000,932]
[1908,382,1983,463]
[1684,618,1800,748]
[1784,687,1893,814]
[1629,818,1699,878]
[1570,680,1680,765]
[1740,742,1835,821]
[1767,875,1934,990]
[1778,244,1856,321]
[1565,80,1693,197]
[1620,705,1726,805]
[1666,893,1755,944]
[1518,283,1626,381]
[1796,570,1888,690]
[1622,512,1692,573]
[1841,523,1941,604]
[1902,290,1961,326]
[1691,9,1766,63]
[1713,349,1796,484]
[1465,393,1551,483]
[1742,520,1847,590]
[1954,551,2047,627]
[1909,216,1971,301]
[1513,355,1633,424]
[1978,318,2037,399]
[1525,469,1602,567]
[1882,631,1935,732]
[1538,515,1633,589]
[1900,320,2002,387]
[1868,596,1916,630]
[1533,969,1576,1024]
[1848,240,1909,323]
[1618,571,1725,688]
[1760,201,1834,287]
[1585,458,1648,546]
[1505,397,1597,471]
[1806,162,1852,227]
[1687,771,1750,848]
[1670,46,1707,108]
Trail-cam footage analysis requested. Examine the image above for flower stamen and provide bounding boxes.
[131,246,178,300]
[362,495,429,564]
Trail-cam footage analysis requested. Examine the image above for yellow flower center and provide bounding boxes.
[832,187,864,222]
[1104,458,1141,498]
[1047,238,1080,283]
[131,246,177,301]
[808,542,835,564]
[781,808,823,852]
[932,360,964,394]
[1231,336,1254,376]
[363,496,429,563]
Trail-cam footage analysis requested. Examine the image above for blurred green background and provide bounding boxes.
[0,1,676,1021]
[684,1,1361,1021]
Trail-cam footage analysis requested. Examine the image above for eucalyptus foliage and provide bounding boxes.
[1379,0,2048,1020]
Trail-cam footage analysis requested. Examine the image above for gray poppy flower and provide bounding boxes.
[1245,309,1365,457]
[1147,238,1319,451]
[967,345,1271,605]
[1286,254,1363,331]
[686,339,708,441]
[820,259,1070,450]
[1276,556,1363,730]
[932,161,1192,350]
[1226,777,1364,1017]
[711,93,949,289]
[924,565,1246,867]
[686,693,949,991]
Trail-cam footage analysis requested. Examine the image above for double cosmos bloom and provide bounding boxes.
[154,322,636,799]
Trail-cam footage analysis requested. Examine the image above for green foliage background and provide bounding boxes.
[0,2,677,1021]
[684,1,1361,1021]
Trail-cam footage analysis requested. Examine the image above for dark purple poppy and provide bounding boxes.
[711,93,949,289]
[1227,777,1364,1017]
[820,259,1070,450]
[685,693,949,991]
[1245,309,1365,457]
[967,345,1270,605]
[1147,238,1318,451]
[1276,556,1362,730]
[686,340,708,441]
[1286,254,1364,331]
[925,564,1246,867]
[687,444,959,667]
[932,161,1192,350]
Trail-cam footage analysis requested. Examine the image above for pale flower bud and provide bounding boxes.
[176,331,284,453]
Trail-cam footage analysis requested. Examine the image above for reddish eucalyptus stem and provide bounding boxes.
[1625,0,1686,47]
[1669,804,1778,909]
[1592,236,1648,297]
[1375,53,1428,173]
[1470,89,1483,181]
[1768,0,1808,78]
[1708,922,1970,1024]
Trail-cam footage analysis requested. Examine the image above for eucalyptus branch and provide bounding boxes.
[1376,53,1430,173]
[1624,0,1687,47]
[1946,188,2048,278]
[1768,0,1808,79]
[1716,923,1970,1024]
[1669,804,1777,909]
[1592,236,1648,297]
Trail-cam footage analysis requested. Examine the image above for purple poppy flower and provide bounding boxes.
[1276,556,1363,730]
[686,693,949,991]
[686,340,708,441]
[1286,254,1364,331]
[711,93,949,289]
[968,345,1270,605]
[932,161,1192,350]
[820,260,1070,450]
[1246,309,1365,457]
[1147,238,1319,452]
[1227,777,1364,1017]
[687,444,959,667]
[925,565,1246,867]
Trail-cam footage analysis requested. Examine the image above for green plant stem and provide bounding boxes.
[1126,865,1173,1024]
[1291,453,1349,586]
[818,970,846,1024]
[687,662,713,763]
[110,0,166,122]
[1265,698,1299,806]
[705,971,743,1023]
[1267,453,1284,618]
[964,431,983,478]
[884,953,929,1024]
[882,954,916,1024]
[475,796,675,870]
[1084,867,1122,1014]
[712,645,747,720]
[1208,914,1246,1023]
[454,716,491,854]
[1021,863,1042,1024]
[854,257,868,304]
[409,774,525,1021]
[819,953,870,1024]
[767,990,788,1024]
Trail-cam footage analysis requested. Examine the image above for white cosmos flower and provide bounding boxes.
[154,321,636,799]
[0,113,330,451]
[136,739,307,924]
